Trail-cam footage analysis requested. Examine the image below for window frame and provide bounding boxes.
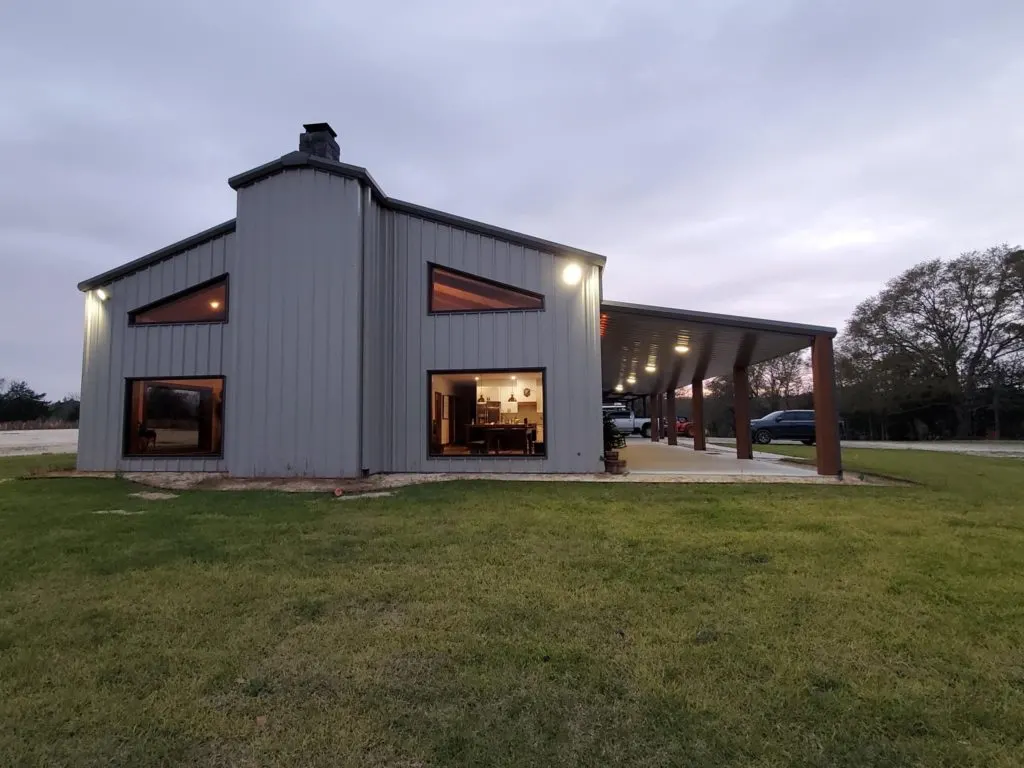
[127,274,229,326]
[426,367,548,460]
[122,375,226,459]
[427,263,545,315]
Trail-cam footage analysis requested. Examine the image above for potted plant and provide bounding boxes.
[602,413,626,473]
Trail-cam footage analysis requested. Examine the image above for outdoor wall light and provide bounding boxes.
[562,262,582,286]
[644,364,657,373]
[626,375,637,384]
[614,384,624,392]
[95,288,110,302]
[674,344,689,354]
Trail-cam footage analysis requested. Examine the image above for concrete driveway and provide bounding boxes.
[0,429,79,456]
[708,437,1024,458]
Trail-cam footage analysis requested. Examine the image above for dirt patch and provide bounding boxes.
[129,491,179,500]
[335,491,394,501]
[93,509,147,516]
[35,469,877,490]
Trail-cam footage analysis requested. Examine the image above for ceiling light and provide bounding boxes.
[562,262,582,286]
[209,300,221,310]
[95,288,109,301]
[645,364,656,373]
[674,344,689,354]
[512,375,517,380]
[614,384,624,392]
[474,376,480,381]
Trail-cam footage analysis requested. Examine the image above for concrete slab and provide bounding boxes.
[0,429,78,456]
[621,438,817,478]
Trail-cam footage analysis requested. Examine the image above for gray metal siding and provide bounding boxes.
[225,168,363,477]
[77,234,234,472]
[377,211,604,473]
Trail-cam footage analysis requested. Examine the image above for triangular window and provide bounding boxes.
[129,275,228,325]
[429,264,544,313]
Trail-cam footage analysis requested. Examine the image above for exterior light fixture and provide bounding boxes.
[645,364,656,373]
[209,300,221,310]
[562,262,582,286]
[614,384,624,392]
[95,288,109,302]
[626,375,637,385]
[474,376,480,381]
[674,344,689,354]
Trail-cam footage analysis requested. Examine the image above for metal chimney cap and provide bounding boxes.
[302,122,337,138]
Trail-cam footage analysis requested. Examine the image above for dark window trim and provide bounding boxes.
[426,367,548,460]
[127,273,230,326]
[122,375,226,459]
[427,263,545,315]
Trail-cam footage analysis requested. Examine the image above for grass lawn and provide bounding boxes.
[1,453,1023,766]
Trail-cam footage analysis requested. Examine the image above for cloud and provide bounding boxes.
[2,0,1023,395]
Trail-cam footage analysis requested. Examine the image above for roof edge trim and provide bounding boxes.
[228,151,607,267]
[601,300,838,338]
[77,219,237,291]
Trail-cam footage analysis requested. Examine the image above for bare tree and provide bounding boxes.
[749,351,809,410]
[842,245,1024,436]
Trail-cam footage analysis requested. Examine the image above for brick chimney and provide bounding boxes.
[299,122,340,162]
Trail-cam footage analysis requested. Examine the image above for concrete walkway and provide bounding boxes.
[708,437,1024,458]
[622,438,818,478]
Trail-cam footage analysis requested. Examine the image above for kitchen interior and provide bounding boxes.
[430,371,545,456]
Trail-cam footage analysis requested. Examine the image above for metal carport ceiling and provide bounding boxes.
[600,300,837,396]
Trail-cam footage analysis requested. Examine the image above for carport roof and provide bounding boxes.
[600,300,836,396]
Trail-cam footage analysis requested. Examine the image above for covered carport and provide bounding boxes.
[600,301,842,477]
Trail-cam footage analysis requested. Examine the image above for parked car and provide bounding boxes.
[661,417,698,438]
[749,410,815,445]
[603,405,652,438]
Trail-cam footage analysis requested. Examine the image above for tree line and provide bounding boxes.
[0,379,80,426]
[683,244,1024,440]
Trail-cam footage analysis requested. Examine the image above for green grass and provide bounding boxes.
[1,452,1023,766]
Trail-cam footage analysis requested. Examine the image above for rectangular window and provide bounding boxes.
[429,264,544,313]
[129,275,228,325]
[429,369,546,458]
[124,377,225,457]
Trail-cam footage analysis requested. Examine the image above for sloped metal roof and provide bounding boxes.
[600,300,836,395]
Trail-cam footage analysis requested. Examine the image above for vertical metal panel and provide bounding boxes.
[225,169,363,477]
[374,211,603,474]
[76,230,235,472]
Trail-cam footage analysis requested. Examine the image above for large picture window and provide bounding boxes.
[429,369,546,458]
[429,264,544,313]
[129,275,228,325]
[124,377,224,457]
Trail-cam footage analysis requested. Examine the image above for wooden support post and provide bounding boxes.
[812,334,842,477]
[650,393,661,442]
[733,366,752,460]
[691,378,706,451]
[666,389,677,445]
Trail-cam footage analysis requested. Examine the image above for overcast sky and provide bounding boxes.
[2,1,1023,397]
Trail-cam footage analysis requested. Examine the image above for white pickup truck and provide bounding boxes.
[602,405,652,438]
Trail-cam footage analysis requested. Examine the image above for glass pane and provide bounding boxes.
[429,370,545,457]
[125,378,224,456]
[131,278,227,324]
[430,266,543,312]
